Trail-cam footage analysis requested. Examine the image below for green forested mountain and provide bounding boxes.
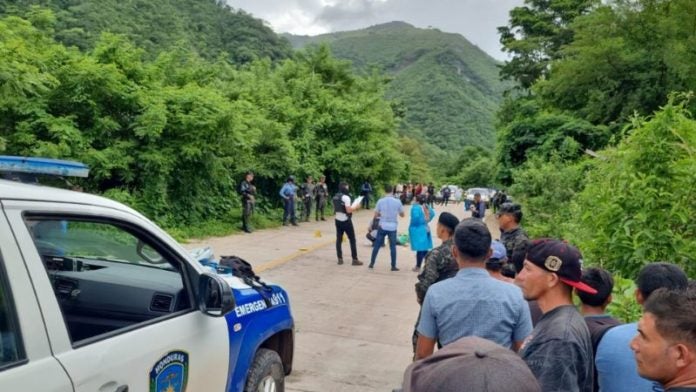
[286,22,507,152]
[0,8,403,235]
[0,0,292,62]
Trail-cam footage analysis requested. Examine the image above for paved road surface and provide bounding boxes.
[186,202,500,391]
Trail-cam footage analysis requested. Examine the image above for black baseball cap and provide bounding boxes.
[526,239,597,294]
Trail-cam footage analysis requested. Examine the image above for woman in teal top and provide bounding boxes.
[409,194,435,271]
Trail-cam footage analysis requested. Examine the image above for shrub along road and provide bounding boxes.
[186,203,499,391]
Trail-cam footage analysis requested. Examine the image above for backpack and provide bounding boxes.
[219,255,273,306]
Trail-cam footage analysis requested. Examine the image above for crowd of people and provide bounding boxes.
[399,202,696,392]
[237,173,330,233]
[239,174,696,391]
[337,180,696,391]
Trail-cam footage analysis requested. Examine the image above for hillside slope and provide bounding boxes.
[0,0,292,62]
[286,22,506,151]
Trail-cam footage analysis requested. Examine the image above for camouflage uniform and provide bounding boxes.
[413,238,458,354]
[501,226,530,273]
[314,182,328,221]
[415,239,458,303]
[239,178,255,232]
[300,181,315,222]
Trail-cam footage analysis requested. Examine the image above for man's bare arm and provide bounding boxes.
[415,335,437,360]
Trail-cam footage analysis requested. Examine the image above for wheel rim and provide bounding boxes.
[258,375,277,392]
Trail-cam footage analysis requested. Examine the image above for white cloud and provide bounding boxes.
[226,0,523,59]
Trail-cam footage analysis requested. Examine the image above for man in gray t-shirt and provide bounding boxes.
[516,239,597,392]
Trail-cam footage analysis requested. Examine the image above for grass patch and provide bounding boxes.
[165,208,284,242]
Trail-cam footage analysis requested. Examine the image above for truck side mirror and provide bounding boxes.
[198,273,235,317]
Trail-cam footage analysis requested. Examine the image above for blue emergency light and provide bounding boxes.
[0,156,90,178]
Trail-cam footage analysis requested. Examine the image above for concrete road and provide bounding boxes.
[186,202,500,391]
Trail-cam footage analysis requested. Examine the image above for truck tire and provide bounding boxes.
[244,348,285,392]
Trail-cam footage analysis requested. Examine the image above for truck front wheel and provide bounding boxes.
[244,348,285,392]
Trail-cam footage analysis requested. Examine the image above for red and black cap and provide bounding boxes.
[526,239,597,294]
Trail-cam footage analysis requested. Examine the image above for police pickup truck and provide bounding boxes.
[0,164,294,392]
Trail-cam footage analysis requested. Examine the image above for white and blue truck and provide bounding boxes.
[0,156,294,392]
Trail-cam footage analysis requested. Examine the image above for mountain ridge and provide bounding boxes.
[0,0,292,62]
[284,21,506,153]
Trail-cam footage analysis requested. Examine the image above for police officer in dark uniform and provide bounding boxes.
[496,202,529,274]
[426,183,435,207]
[279,176,298,226]
[239,171,255,233]
[360,180,373,209]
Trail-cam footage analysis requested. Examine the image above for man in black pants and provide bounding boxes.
[333,182,363,265]
[361,180,373,209]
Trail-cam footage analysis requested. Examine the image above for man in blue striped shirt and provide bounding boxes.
[415,218,532,359]
[369,185,405,271]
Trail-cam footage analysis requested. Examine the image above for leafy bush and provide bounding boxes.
[568,98,696,277]
[495,102,609,183]
[0,14,405,234]
[606,276,642,323]
[508,154,589,238]
[445,146,496,189]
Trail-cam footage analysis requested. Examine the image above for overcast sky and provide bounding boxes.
[225,0,524,60]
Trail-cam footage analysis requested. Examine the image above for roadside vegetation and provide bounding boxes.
[1,1,693,299]
[0,7,404,238]
[496,0,696,316]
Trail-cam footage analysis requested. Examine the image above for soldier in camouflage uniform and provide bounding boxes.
[314,175,328,221]
[413,212,460,354]
[496,202,529,274]
[238,171,255,233]
[300,176,315,222]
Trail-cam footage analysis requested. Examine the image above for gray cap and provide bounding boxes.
[402,336,540,392]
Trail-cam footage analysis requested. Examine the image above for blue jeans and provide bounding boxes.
[283,198,296,224]
[370,228,397,268]
[416,250,428,268]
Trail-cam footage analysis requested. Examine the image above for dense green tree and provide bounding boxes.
[498,0,599,89]
[444,146,496,189]
[0,0,292,63]
[537,0,696,125]
[398,136,432,183]
[508,155,589,238]
[495,97,609,182]
[0,14,404,231]
[568,98,696,277]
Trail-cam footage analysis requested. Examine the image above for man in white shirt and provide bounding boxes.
[333,182,362,265]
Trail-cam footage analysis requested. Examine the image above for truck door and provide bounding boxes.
[5,201,231,392]
[0,208,73,391]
